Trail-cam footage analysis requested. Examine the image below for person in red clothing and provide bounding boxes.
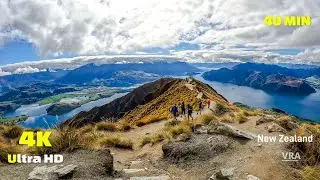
[207,99,211,108]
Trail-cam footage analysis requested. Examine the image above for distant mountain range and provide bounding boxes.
[203,63,320,95]
[0,61,200,92]
[55,61,199,85]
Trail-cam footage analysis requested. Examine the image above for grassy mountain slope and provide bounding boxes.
[64,77,232,127]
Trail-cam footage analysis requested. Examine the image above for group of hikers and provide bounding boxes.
[170,99,211,121]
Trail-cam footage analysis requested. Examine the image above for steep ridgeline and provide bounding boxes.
[63,78,231,127]
[202,63,318,94]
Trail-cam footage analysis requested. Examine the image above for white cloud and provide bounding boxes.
[0,68,11,76]
[0,0,319,57]
[13,66,43,74]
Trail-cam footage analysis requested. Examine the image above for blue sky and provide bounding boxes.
[0,0,319,71]
[0,41,202,66]
[0,41,39,65]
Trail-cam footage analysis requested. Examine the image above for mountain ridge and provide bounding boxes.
[63,77,232,127]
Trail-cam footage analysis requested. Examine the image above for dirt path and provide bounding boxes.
[108,99,217,171]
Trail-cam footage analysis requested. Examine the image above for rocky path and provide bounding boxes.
[0,97,298,180]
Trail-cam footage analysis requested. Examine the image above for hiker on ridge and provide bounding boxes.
[171,104,178,120]
[181,102,186,116]
[207,99,211,108]
[187,104,193,120]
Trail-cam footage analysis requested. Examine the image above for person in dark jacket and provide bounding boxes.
[187,104,193,120]
[181,102,186,116]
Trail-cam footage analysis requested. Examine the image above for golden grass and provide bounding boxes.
[140,136,152,147]
[165,120,180,127]
[2,125,23,139]
[219,114,234,123]
[135,115,167,127]
[290,124,320,167]
[31,127,95,155]
[242,110,259,116]
[96,121,118,132]
[81,125,94,134]
[199,114,217,125]
[215,102,229,115]
[99,136,133,150]
[236,112,249,124]
[0,143,22,163]
[166,122,192,139]
[301,166,320,180]
[117,121,131,131]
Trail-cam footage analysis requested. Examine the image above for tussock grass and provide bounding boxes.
[0,143,22,163]
[2,126,23,139]
[242,110,258,116]
[301,166,320,180]
[140,132,166,147]
[215,102,229,115]
[99,136,133,150]
[151,132,165,144]
[165,120,180,127]
[96,121,117,132]
[219,114,234,123]
[32,127,94,155]
[236,112,249,124]
[140,136,152,147]
[166,123,192,139]
[289,124,320,167]
[136,115,167,127]
[81,125,94,134]
[199,114,217,125]
[117,121,131,131]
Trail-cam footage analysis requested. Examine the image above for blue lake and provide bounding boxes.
[4,75,320,129]
[4,93,128,129]
[194,74,320,122]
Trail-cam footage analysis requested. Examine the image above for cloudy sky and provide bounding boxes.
[0,0,320,74]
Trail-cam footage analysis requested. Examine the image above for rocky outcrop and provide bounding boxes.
[28,164,77,180]
[162,134,233,163]
[267,123,287,133]
[208,123,257,140]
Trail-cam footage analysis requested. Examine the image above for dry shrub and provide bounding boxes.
[117,121,131,131]
[32,127,94,155]
[199,114,217,125]
[136,115,167,127]
[2,126,23,139]
[220,115,234,123]
[140,132,166,147]
[99,136,133,150]
[96,121,117,132]
[243,110,258,116]
[166,123,192,139]
[301,166,320,180]
[289,124,320,167]
[236,112,249,124]
[151,132,165,144]
[165,120,180,127]
[140,136,152,147]
[0,143,22,163]
[215,102,228,115]
[81,125,94,134]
